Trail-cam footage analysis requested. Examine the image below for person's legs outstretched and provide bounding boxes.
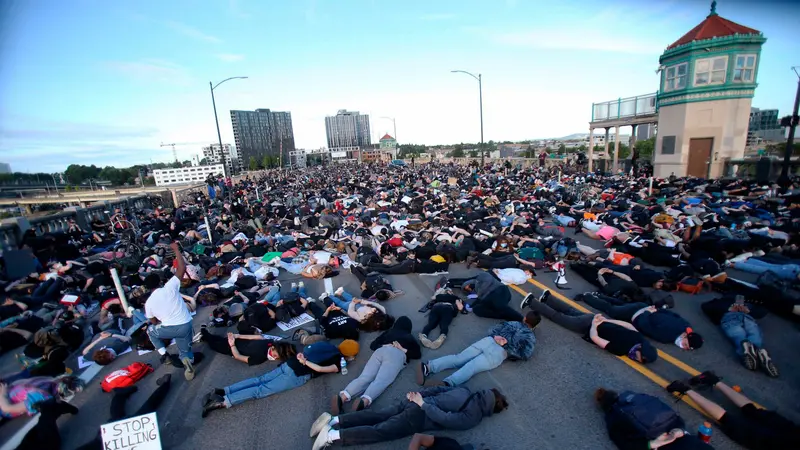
[582,296,644,322]
[426,338,485,375]
[527,297,593,334]
[442,338,506,386]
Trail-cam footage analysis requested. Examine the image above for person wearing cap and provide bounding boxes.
[578,293,704,351]
[201,339,358,417]
[521,291,658,364]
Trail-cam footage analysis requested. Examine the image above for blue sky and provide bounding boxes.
[1,0,798,172]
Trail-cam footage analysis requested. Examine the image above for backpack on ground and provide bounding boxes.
[677,277,704,295]
[612,391,684,440]
[302,341,341,364]
[101,362,154,393]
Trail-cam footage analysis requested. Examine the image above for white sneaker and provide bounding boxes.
[334,287,344,297]
[312,425,333,450]
[291,282,297,291]
[298,281,305,289]
[319,292,330,301]
[309,412,331,438]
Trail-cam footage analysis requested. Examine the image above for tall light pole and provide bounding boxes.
[778,66,800,187]
[210,76,248,175]
[451,70,484,167]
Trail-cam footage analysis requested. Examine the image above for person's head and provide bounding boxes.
[338,339,360,360]
[490,388,509,414]
[654,279,676,291]
[267,342,297,362]
[462,280,476,293]
[55,376,85,400]
[677,329,704,350]
[106,303,123,316]
[92,348,117,365]
[628,341,658,363]
[523,311,541,329]
[374,289,391,301]
[360,311,394,332]
[593,387,619,412]
[144,273,162,290]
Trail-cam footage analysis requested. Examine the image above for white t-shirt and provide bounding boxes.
[495,268,529,285]
[145,276,192,326]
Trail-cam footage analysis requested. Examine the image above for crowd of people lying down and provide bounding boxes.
[1,160,799,450]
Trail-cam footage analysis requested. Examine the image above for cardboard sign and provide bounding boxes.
[447,177,457,186]
[101,412,162,450]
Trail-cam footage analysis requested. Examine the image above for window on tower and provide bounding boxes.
[694,56,728,86]
[733,54,756,83]
[664,63,688,91]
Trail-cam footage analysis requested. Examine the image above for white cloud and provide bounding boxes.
[420,13,456,21]
[216,53,245,62]
[104,59,193,85]
[165,20,222,44]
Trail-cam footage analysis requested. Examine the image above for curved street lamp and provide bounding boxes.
[451,70,484,166]
[209,77,248,175]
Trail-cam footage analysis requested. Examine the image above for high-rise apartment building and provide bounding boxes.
[325,110,371,149]
[0,162,11,174]
[230,109,296,167]
[202,143,239,176]
[748,108,779,132]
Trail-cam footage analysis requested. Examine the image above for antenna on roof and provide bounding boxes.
[709,0,718,17]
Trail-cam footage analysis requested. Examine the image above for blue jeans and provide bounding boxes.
[291,285,307,297]
[427,336,507,386]
[720,312,762,354]
[224,363,311,406]
[733,260,800,280]
[124,310,149,336]
[263,286,281,305]
[277,261,306,274]
[147,321,194,361]
[331,291,354,310]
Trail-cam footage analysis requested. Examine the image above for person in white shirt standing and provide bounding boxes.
[144,242,199,380]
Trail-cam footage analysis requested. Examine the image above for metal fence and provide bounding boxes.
[592,93,657,122]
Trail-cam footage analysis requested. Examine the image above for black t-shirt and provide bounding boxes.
[0,304,23,320]
[719,403,800,450]
[320,312,360,340]
[627,268,663,287]
[236,339,273,366]
[596,323,645,356]
[285,354,341,378]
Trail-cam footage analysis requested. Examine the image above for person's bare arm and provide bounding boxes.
[589,316,610,348]
[171,242,186,280]
[408,433,436,450]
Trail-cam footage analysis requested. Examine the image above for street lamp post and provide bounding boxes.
[778,66,800,187]
[451,70,484,167]
[209,77,248,176]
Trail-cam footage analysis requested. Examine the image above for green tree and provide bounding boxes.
[468,150,478,158]
[262,154,271,169]
[450,147,465,157]
[635,137,655,159]
[248,157,259,171]
[558,143,566,154]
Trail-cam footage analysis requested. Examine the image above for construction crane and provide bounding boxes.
[159,142,208,164]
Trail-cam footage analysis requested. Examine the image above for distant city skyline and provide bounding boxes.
[1,0,798,172]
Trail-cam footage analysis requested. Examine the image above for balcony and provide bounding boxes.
[591,92,658,125]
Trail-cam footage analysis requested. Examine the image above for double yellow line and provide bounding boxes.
[507,277,714,417]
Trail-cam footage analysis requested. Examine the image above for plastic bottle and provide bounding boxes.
[340,357,348,375]
[698,422,713,443]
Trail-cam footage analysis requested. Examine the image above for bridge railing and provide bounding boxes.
[0,194,153,252]
[592,92,657,122]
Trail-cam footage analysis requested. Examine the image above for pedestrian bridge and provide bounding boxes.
[590,92,658,128]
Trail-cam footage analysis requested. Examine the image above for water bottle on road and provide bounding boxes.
[340,357,348,375]
[698,422,713,443]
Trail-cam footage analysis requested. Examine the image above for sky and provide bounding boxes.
[1,0,798,172]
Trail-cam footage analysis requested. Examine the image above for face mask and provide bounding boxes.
[627,343,642,362]
[500,243,508,248]
[267,351,277,361]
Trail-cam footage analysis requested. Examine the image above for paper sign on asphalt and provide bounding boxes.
[101,412,162,450]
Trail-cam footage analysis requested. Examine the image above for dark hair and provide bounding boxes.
[92,349,116,365]
[107,304,123,315]
[686,332,704,350]
[524,311,541,328]
[491,388,509,413]
[660,280,677,291]
[594,388,619,412]
[360,311,394,332]
[374,290,390,301]
[272,342,297,361]
[144,273,162,290]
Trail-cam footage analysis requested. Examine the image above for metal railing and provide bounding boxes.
[592,92,657,122]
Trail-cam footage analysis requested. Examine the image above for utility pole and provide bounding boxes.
[778,66,800,187]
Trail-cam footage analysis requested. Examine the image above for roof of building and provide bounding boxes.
[380,134,395,141]
[667,4,760,50]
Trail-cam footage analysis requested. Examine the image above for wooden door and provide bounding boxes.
[687,138,713,178]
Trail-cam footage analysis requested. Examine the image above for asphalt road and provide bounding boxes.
[2,238,799,450]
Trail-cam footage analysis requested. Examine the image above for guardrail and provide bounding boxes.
[0,194,153,252]
[592,92,657,122]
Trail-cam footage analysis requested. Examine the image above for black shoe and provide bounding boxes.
[665,380,690,396]
[435,276,449,291]
[330,393,344,415]
[415,362,429,385]
[689,371,721,389]
[156,374,172,386]
[160,353,182,367]
[539,290,551,304]
[202,388,225,405]
[201,395,226,418]
[574,293,585,302]
[520,293,535,310]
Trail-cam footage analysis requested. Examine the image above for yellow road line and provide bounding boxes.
[505,282,714,419]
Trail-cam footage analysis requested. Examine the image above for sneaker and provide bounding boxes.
[298,281,305,290]
[434,276,449,291]
[181,356,196,381]
[201,394,226,418]
[418,333,433,348]
[465,255,477,269]
[429,334,447,350]
[312,424,333,450]
[539,289,551,304]
[520,293,535,309]
[415,362,430,385]
[741,340,758,371]
[689,371,721,389]
[334,287,344,297]
[319,292,330,301]
[309,412,332,438]
[291,282,297,291]
[758,349,779,377]
[665,380,690,396]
